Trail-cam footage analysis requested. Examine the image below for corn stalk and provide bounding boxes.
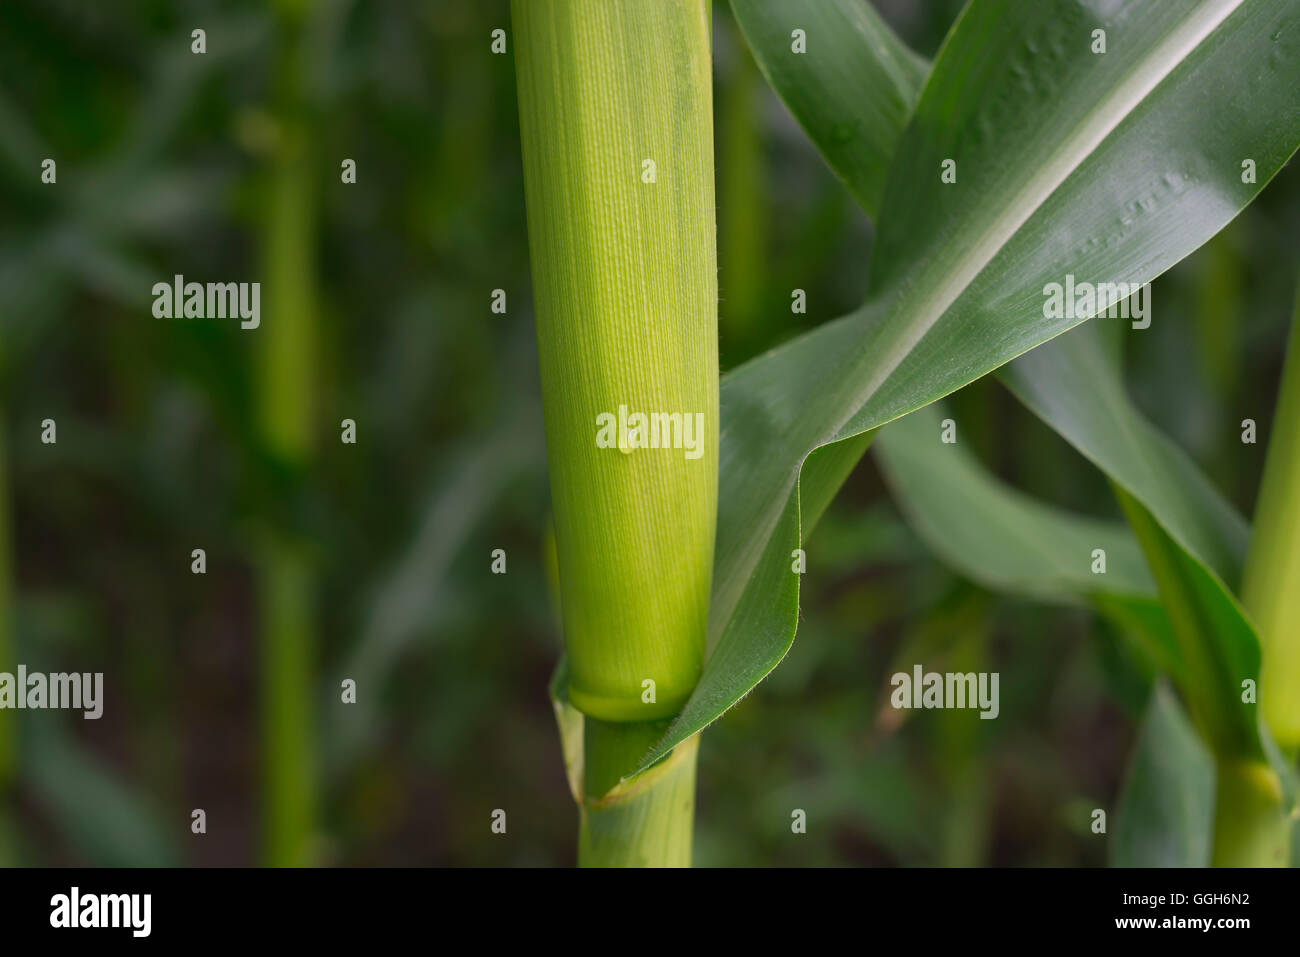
[1243,284,1300,760]
[513,0,718,866]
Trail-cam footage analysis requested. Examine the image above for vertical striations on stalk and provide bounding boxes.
[513,0,718,866]
[512,0,718,724]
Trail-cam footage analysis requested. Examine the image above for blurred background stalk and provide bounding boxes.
[936,614,992,867]
[717,11,767,363]
[257,536,316,866]
[257,0,320,866]
[0,419,15,865]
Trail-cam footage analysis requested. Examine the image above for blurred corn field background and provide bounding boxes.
[1,0,1297,866]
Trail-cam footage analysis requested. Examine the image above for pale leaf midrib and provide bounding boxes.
[834,0,1244,445]
[710,0,1244,655]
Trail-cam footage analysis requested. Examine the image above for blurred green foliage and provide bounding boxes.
[0,0,1296,866]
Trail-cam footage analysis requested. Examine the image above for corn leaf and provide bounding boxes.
[730,0,927,217]
[1002,324,1263,757]
[875,401,1155,605]
[873,400,1185,680]
[1113,486,1261,758]
[1111,682,1215,867]
[614,0,1300,782]
[732,0,1272,758]
[735,0,1272,763]
[1001,324,1248,591]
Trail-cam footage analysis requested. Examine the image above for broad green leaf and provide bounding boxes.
[748,0,1281,764]
[1001,321,1263,757]
[1111,682,1215,867]
[726,0,1263,730]
[730,0,926,217]
[620,0,1300,781]
[1000,323,1249,591]
[875,401,1155,605]
[873,397,1186,685]
[873,400,1183,679]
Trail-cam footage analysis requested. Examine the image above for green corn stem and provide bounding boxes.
[580,720,698,867]
[512,0,719,723]
[257,5,318,866]
[1242,283,1300,758]
[1211,758,1290,867]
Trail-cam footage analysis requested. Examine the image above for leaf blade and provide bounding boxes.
[1000,323,1249,589]
[999,320,1264,757]
[1115,485,1262,758]
[729,0,926,216]
[625,0,1300,779]
[875,398,1188,681]
[874,400,1156,604]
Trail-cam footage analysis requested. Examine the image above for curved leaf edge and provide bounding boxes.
[590,0,1300,787]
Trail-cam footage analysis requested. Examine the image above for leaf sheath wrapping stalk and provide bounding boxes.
[1211,758,1290,867]
[579,728,698,867]
[513,0,719,721]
